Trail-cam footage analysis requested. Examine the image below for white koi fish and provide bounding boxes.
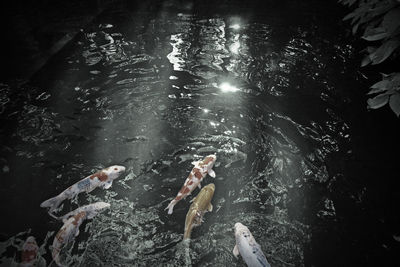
[233,223,271,267]
[57,202,111,222]
[165,154,216,214]
[40,165,125,214]
[51,202,110,266]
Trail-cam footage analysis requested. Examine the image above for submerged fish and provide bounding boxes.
[233,223,270,267]
[20,236,46,267]
[57,202,111,222]
[51,202,110,266]
[184,183,215,240]
[165,155,216,214]
[40,165,125,214]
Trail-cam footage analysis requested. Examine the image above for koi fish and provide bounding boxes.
[233,223,271,267]
[184,183,215,239]
[57,202,111,222]
[51,202,110,266]
[40,165,125,214]
[165,154,216,214]
[20,236,46,267]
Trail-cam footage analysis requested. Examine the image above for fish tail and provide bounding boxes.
[40,195,64,213]
[51,246,62,267]
[183,209,197,239]
[183,231,191,239]
[183,227,193,239]
[165,199,178,214]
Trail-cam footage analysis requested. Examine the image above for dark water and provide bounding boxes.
[1,1,398,266]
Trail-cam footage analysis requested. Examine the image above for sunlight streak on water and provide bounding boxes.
[230,24,241,30]
[219,82,240,93]
[229,40,240,55]
[167,33,187,71]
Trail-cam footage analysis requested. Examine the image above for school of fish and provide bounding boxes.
[34,166,124,266]
[165,154,216,214]
[15,154,270,267]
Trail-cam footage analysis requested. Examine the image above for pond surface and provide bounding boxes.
[0,1,389,266]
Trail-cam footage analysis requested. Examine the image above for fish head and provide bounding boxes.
[203,183,215,193]
[203,154,216,169]
[92,202,111,211]
[22,236,38,251]
[234,222,250,237]
[25,236,37,244]
[86,202,111,219]
[105,165,126,180]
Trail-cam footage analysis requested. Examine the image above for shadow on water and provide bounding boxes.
[1,0,400,266]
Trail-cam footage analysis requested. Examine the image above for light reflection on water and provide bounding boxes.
[0,5,352,267]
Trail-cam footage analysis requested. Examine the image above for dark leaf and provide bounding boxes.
[367,94,389,109]
[341,0,358,6]
[371,79,390,89]
[368,87,387,95]
[362,27,388,41]
[343,11,358,21]
[366,2,398,21]
[366,46,378,53]
[389,93,400,117]
[392,73,400,84]
[370,39,400,64]
[383,7,400,34]
[361,55,372,67]
[353,23,360,34]
[368,80,390,94]
[349,0,357,6]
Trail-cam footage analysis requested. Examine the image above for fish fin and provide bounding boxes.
[103,181,113,189]
[75,229,80,237]
[208,169,216,178]
[52,247,62,267]
[207,203,213,212]
[233,244,239,258]
[198,183,201,189]
[48,211,60,220]
[40,195,64,213]
[165,200,177,214]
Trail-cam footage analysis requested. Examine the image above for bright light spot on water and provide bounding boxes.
[169,75,178,80]
[230,41,240,54]
[219,82,239,92]
[167,34,185,71]
[230,24,240,30]
[210,121,220,127]
[203,108,210,113]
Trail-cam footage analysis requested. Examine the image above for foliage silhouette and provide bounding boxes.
[339,0,400,116]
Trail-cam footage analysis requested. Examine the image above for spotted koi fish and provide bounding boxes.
[233,223,271,267]
[184,183,215,239]
[57,202,110,222]
[20,236,46,267]
[51,202,110,266]
[40,166,125,214]
[165,154,216,214]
